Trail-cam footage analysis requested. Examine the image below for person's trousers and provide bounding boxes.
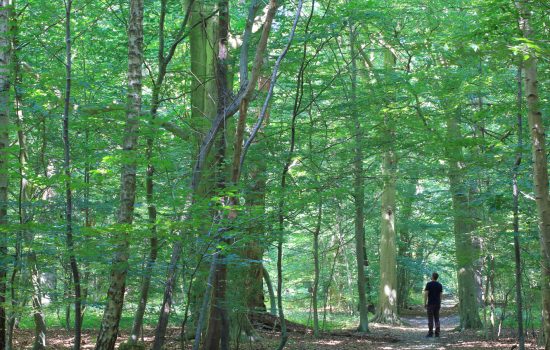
[427,304,441,335]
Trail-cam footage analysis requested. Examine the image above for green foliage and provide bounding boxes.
[0,0,548,343]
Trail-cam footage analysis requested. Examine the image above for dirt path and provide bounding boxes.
[370,313,461,349]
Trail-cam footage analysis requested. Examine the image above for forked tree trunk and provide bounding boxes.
[94,0,143,348]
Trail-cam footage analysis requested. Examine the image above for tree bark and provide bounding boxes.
[397,181,416,312]
[512,65,525,350]
[28,252,47,350]
[94,0,143,348]
[15,64,47,349]
[349,21,369,333]
[0,1,9,348]
[373,48,399,325]
[446,114,482,330]
[515,1,550,346]
[62,1,82,348]
[312,192,322,336]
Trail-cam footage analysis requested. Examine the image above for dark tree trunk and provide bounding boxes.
[62,2,82,348]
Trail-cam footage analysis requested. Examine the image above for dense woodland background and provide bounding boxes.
[0,0,548,349]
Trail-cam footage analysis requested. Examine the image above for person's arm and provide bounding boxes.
[423,287,428,307]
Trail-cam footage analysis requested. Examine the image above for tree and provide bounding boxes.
[515,1,550,346]
[94,0,143,348]
[0,1,9,348]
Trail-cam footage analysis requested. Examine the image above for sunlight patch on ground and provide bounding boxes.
[312,339,345,346]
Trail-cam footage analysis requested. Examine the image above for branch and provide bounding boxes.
[159,121,189,140]
[239,0,304,171]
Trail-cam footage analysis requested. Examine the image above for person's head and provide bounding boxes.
[432,272,439,281]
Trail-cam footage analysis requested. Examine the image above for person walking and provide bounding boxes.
[424,272,443,337]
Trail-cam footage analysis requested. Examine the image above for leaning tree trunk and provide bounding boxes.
[0,1,9,348]
[94,0,143,348]
[446,114,482,330]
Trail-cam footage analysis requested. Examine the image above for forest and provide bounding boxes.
[0,0,548,349]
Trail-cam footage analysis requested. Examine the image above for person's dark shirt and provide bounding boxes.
[425,280,443,305]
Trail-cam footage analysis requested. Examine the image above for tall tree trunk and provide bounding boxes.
[512,65,525,350]
[153,4,219,344]
[0,1,9,348]
[397,181,416,312]
[349,21,369,333]
[127,0,193,341]
[62,1,82,348]
[515,2,550,346]
[374,48,399,324]
[244,165,268,314]
[446,114,482,329]
[94,0,143,348]
[375,119,399,324]
[244,75,270,317]
[14,52,47,349]
[202,1,230,347]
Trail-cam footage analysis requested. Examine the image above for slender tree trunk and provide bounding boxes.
[515,2,550,346]
[349,22,369,333]
[28,252,46,350]
[15,68,47,349]
[126,0,172,338]
[512,65,525,350]
[94,0,143,348]
[62,2,82,348]
[262,266,276,315]
[312,191,322,336]
[446,114,482,329]
[0,1,9,348]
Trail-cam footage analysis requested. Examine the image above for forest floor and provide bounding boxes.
[12,300,543,349]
